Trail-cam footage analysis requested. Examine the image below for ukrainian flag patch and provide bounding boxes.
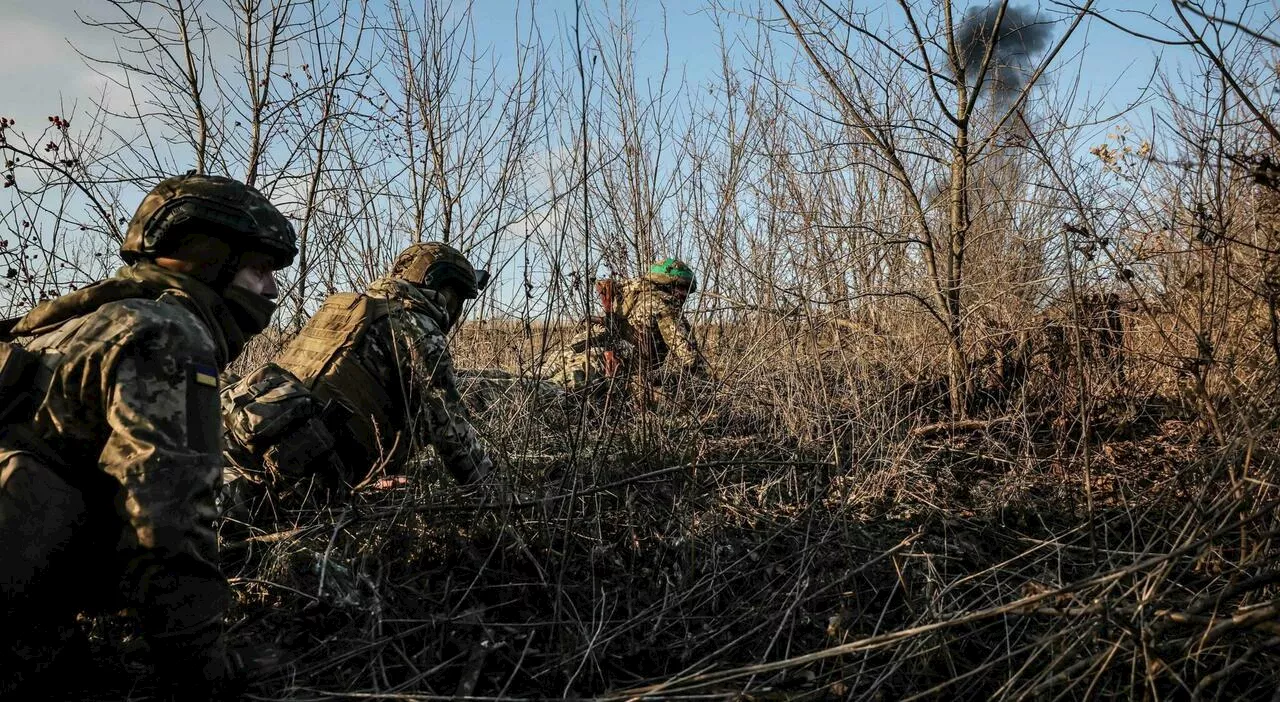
[191,363,219,388]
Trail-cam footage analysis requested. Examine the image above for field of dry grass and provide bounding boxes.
[153,308,1278,701]
[6,1,1280,697]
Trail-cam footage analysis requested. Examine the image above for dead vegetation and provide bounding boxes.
[6,0,1280,699]
[191,304,1279,701]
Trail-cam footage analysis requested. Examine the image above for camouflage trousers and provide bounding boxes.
[544,347,716,416]
[0,451,228,693]
[540,338,639,397]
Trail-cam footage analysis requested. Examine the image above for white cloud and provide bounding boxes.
[0,4,122,133]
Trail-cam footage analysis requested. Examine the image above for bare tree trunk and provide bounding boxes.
[946,131,970,416]
[174,0,210,172]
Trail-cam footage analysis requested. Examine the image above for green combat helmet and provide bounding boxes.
[645,257,697,293]
[121,173,297,268]
[390,242,490,298]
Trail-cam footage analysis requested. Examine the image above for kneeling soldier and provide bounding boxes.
[0,173,296,696]
[548,257,706,395]
[222,242,495,507]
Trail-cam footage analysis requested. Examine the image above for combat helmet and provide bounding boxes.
[390,242,489,299]
[644,257,697,293]
[122,173,297,268]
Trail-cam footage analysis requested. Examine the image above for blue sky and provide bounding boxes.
[478,1,1206,158]
[0,0,1259,315]
[0,1,1191,143]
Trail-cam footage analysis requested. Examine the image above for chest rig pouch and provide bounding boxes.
[222,363,344,484]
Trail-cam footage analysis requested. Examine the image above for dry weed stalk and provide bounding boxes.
[4,0,1280,699]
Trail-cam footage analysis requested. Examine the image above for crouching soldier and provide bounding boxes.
[547,257,707,396]
[0,174,296,697]
[222,242,496,511]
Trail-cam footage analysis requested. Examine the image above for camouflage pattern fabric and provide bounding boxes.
[616,277,705,374]
[335,276,493,484]
[0,265,238,690]
[390,241,480,295]
[221,363,341,486]
[269,276,493,487]
[544,277,704,395]
[454,368,571,414]
[218,363,346,526]
[122,172,297,267]
[543,322,637,394]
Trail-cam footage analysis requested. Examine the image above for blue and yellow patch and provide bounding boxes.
[187,361,221,452]
[191,363,219,388]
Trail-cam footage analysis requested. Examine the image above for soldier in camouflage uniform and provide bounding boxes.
[0,174,296,696]
[222,242,495,504]
[547,257,706,394]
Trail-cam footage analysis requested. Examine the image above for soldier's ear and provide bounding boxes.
[152,232,235,285]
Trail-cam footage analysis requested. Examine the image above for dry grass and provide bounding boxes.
[5,1,1276,697]
[177,308,1280,701]
[59,298,1280,701]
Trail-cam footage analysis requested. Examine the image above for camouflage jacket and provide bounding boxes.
[272,276,493,486]
[615,278,704,373]
[543,278,704,394]
[3,263,237,650]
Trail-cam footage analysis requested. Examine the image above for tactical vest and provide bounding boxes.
[275,293,406,477]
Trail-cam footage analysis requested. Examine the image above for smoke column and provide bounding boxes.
[954,3,1053,104]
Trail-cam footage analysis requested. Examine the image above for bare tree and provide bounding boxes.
[769,0,1093,416]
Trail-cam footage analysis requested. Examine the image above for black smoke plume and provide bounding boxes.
[954,3,1053,104]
